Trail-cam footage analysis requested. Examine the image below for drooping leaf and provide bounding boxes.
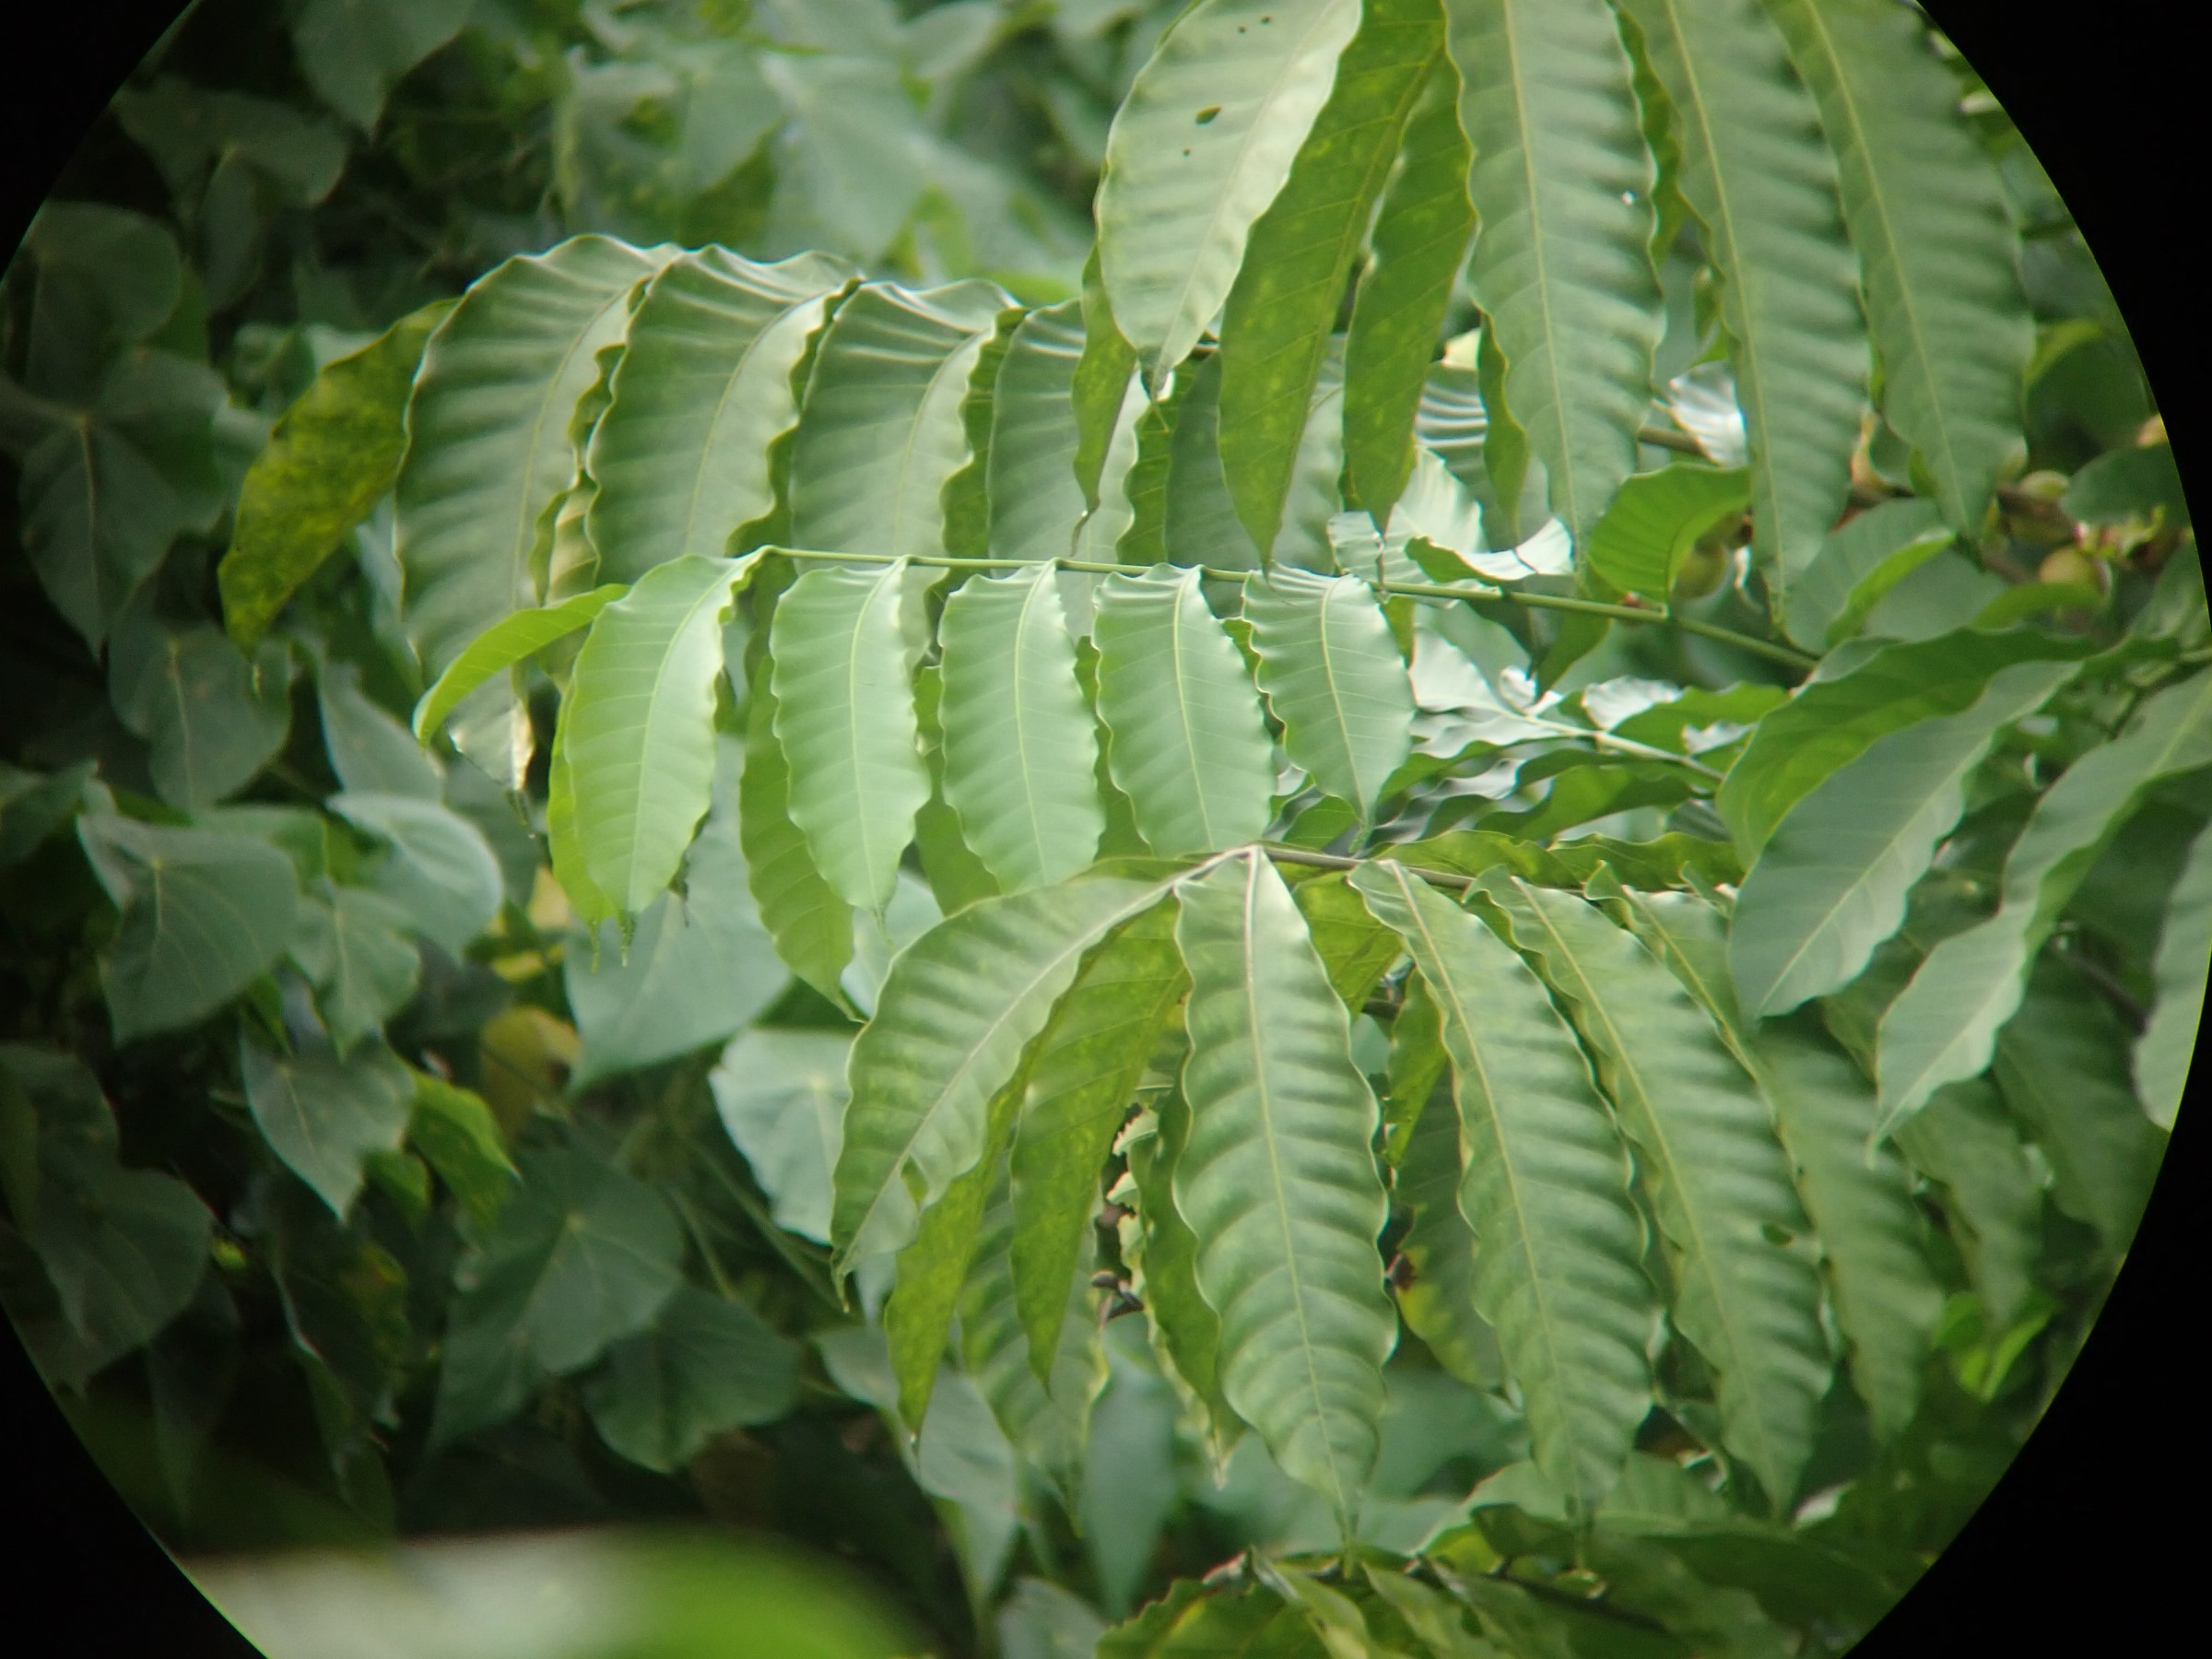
[1008,901,1185,1383]
[106,606,293,810]
[215,299,450,648]
[987,301,1089,563]
[1121,1092,1241,1461]
[1290,870,1409,1016]
[884,1112,1006,1434]
[76,815,298,1044]
[1717,628,2094,858]
[1582,464,1751,601]
[1993,961,2166,1258]
[786,280,1011,560]
[960,1162,1108,1497]
[769,558,932,914]
[1874,669,2212,1134]
[1172,852,1394,1524]
[1343,58,1477,524]
[937,565,1105,892]
[586,249,853,579]
[432,1148,684,1447]
[1612,885,1940,1440]
[1350,863,1653,1511]
[1217,0,1441,552]
[1388,989,1504,1391]
[238,1030,415,1220]
[1761,0,2031,535]
[912,664,1003,917]
[1092,566,1276,856]
[708,1027,847,1251]
[737,656,853,1006]
[566,737,786,1087]
[1489,877,1829,1510]
[1073,247,1140,517]
[394,236,671,680]
[1097,0,1363,381]
[582,1284,801,1474]
[328,792,503,959]
[1161,349,1265,571]
[559,554,752,924]
[288,881,420,1057]
[1445,0,1665,545]
[1618,0,1869,602]
[833,868,1183,1271]
[411,584,628,744]
[1244,569,1417,822]
[1783,500,1952,653]
[1728,655,2087,1018]
[2136,817,2212,1130]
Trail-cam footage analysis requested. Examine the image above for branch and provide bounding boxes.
[766,549,1820,672]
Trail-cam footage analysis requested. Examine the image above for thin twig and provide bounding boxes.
[765,548,1820,672]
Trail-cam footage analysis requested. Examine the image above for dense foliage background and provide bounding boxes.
[0,3,2196,1656]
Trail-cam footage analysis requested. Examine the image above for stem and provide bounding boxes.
[766,548,1819,672]
[1636,423,1708,457]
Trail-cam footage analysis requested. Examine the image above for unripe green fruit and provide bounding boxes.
[1671,535,1732,601]
[2038,547,2111,594]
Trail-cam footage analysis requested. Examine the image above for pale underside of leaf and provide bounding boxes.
[1245,569,1416,821]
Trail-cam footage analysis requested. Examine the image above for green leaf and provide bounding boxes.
[1618,0,1869,602]
[1083,1330,1185,1619]
[411,585,628,745]
[0,759,92,870]
[288,882,420,1056]
[710,1028,849,1246]
[960,1162,1108,1496]
[405,1069,517,1232]
[1350,863,1653,1512]
[770,558,933,914]
[559,554,752,924]
[1582,465,1752,600]
[2064,441,2190,529]
[1121,1092,1241,1460]
[107,607,293,810]
[586,249,853,579]
[987,300,1090,562]
[328,792,503,959]
[1290,869,1409,1015]
[1162,349,1265,571]
[432,1148,684,1447]
[290,0,466,130]
[582,1284,801,1474]
[219,300,452,648]
[1875,670,2212,1133]
[1993,960,2165,1256]
[1388,991,1504,1391]
[2136,817,2212,1130]
[1217,0,1441,551]
[1099,1582,1322,1659]
[1344,58,1477,524]
[1172,852,1394,1524]
[912,664,1004,916]
[238,1030,415,1220]
[937,565,1106,892]
[1716,628,2094,858]
[1073,247,1141,517]
[1097,0,1363,380]
[1245,569,1417,821]
[1093,566,1277,856]
[76,815,298,1044]
[1783,500,1952,653]
[394,235,671,680]
[1446,0,1665,545]
[1728,655,2086,1018]
[833,869,1183,1270]
[1761,0,2031,535]
[886,1082,1014,1433]
[786,280,1011,559]
[1611,887,1940,1440]
[1488,877,1829,1510]
[567,736,785,1087]
[737,655,853,1005]
[1009,901,1185,1383]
